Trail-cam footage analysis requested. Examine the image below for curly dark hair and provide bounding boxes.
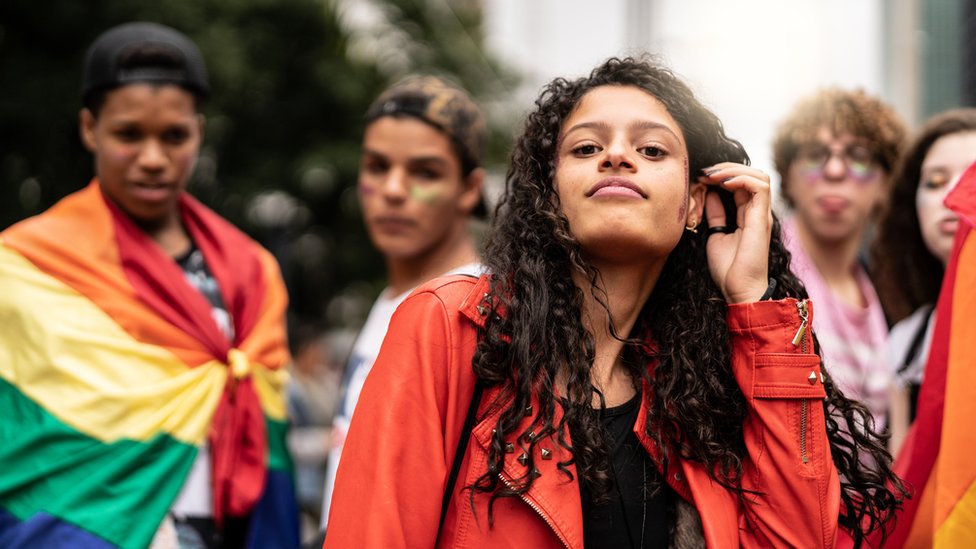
[872,108,976,324]
[772,88,906,209]
[468,56,905,544]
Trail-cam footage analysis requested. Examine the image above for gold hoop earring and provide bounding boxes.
[685,221,699,234]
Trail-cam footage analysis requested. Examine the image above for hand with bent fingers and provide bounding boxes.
[698,162,773,304]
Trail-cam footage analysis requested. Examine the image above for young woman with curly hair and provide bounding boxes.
[323,57,904,548]
[870,109,976,454]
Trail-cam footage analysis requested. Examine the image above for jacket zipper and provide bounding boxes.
[793,299,810,464]
[791,300,809,353]
[499,474,570,548]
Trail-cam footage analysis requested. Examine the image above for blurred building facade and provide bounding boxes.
[483,0,975,203]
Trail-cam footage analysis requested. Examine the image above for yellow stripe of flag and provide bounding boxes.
[0,243,225,445]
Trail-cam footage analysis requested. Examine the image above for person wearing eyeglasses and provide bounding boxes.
[772,88,907,432]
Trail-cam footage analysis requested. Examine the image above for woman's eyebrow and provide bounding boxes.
[630,120,683,145]
[562,120,611,139]
[561,120,682,146]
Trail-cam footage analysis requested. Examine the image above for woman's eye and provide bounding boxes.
[572,144,599,156]
[923,173,949,189]
[639,145,666,158]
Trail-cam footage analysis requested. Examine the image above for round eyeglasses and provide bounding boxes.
[795,143,879,183]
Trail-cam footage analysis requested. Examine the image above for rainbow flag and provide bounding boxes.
[0,182,298,549]
[877,161,976,547]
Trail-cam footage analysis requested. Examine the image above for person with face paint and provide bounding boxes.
[322,58,904,548]
[319,76,488,529]
[869,109,976,454]
[0,22,298,549]
[772,89,907,433]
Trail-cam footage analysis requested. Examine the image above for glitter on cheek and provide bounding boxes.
[678,156,689,223]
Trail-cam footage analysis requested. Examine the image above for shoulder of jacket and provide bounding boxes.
[410,273,491,327]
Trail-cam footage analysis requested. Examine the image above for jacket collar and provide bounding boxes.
[458,274,494,329]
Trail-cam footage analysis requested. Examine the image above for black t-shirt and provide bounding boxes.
[578,392,671,549]
[175,243,235,341]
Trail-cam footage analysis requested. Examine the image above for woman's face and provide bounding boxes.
[916,130,976,264]
[554,85,703,267]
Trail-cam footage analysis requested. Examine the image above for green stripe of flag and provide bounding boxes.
[0,376,196,549]
[265,416,293,473]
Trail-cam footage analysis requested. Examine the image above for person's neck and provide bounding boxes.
[576,260,662,407]
[141,214,191,258]
[385,225,478,296]
[795,221,867,308]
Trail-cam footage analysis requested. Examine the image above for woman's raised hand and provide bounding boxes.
[699,163,773,304]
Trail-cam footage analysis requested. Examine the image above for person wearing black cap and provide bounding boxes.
[0,22,298,549]
[318,75,488,529]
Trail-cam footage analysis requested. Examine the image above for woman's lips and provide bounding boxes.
[587,177,646,199]
[939,218,960,235]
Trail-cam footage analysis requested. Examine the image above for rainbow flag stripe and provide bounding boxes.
[0,182,298,549]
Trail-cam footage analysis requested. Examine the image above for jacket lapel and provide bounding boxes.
[471,386,584,548]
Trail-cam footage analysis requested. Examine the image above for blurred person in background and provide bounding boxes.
[871,108,976,454]
[286,325,344,537]
[772,89,907,432]
[323,57,903,548]
[319,75,489,528]
[0,22,298,549]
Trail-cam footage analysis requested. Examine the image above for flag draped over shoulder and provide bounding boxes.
[0,181,299,549]
[879,162,976,547]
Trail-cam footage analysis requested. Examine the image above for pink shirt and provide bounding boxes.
[782,218,890,430]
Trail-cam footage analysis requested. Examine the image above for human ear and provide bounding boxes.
[687,181,707,226]
[79,109,98,153]
[458,167,485,215]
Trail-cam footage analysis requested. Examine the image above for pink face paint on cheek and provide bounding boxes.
[113,144,135,162]
[358,181,376,197]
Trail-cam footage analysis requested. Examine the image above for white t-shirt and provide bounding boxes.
[885,305,936,388]
[320,263,484,526]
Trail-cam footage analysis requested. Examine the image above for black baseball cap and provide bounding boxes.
[82,22,210,104]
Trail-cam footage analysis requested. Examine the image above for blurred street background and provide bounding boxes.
[1,0,972,335]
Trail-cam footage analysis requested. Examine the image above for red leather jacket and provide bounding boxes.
[324,275,840,548]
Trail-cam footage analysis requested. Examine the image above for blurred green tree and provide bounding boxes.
[0,0,515,334]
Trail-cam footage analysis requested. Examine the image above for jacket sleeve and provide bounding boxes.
[322,284,478,548]
[727,298,841,548]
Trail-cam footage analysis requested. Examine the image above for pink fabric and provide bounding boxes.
[781,217,890,429]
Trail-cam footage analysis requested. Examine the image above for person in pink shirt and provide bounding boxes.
[772,89,907,431]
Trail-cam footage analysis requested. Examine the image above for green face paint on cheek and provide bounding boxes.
[409,184,445,204]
